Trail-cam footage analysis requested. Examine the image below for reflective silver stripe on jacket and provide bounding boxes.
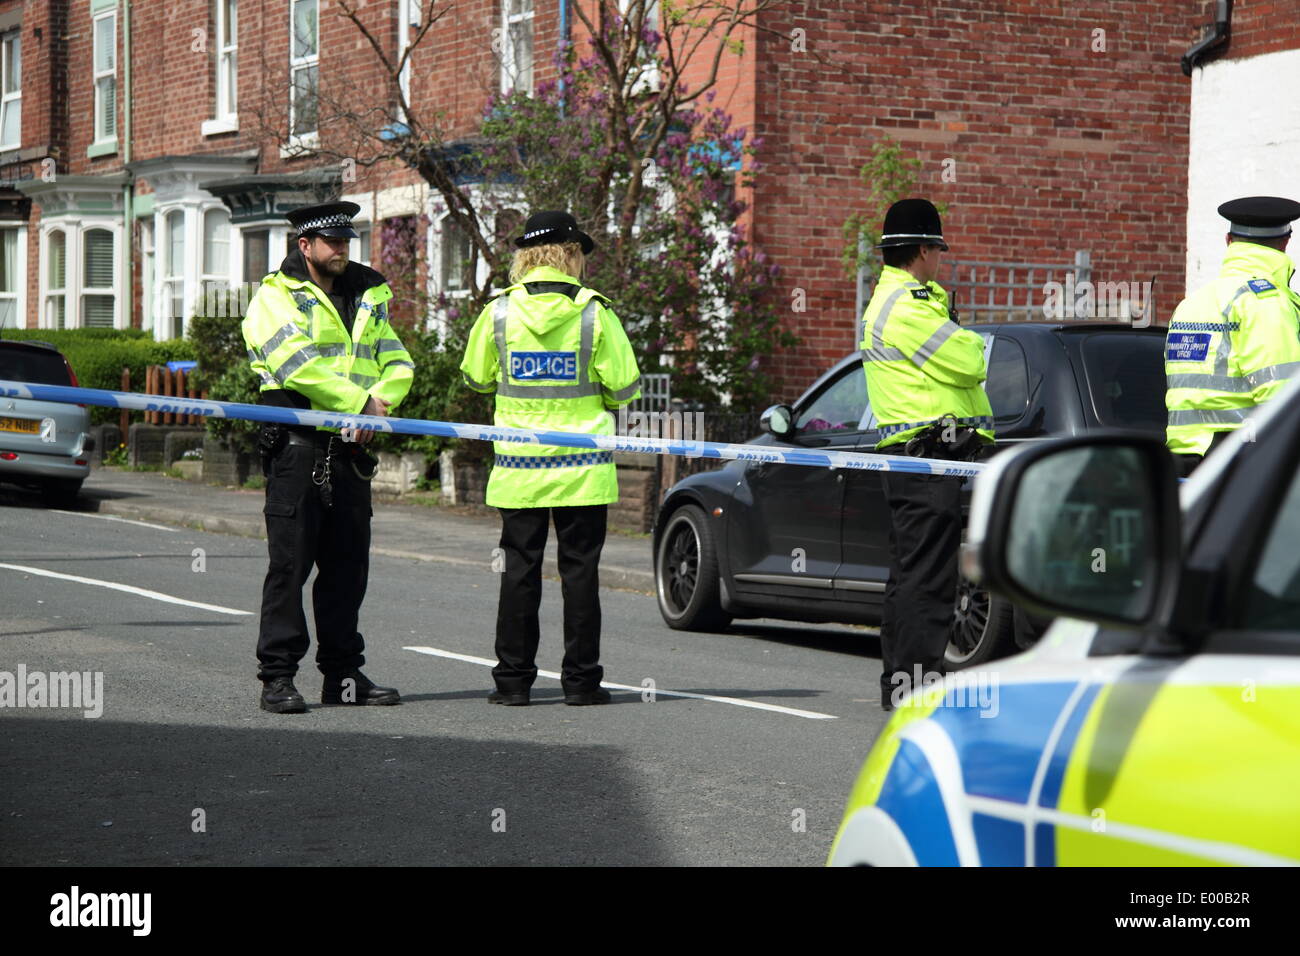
[272,343,323,383]
[385,360,415,370]
[494,451,615,469]
[1167,407,1251,427]
[494,295,603,399]
[912,320,961,365]
[603,377,642,403]
[462,372,495,393]
[374,338,407,354]
[258,322,302,358]
[317,343,349,358]
[863,347,907,363]
[863,286,909,353]
[353,343,374,361]
[349,372,378,388]
[1167,362,1300,393]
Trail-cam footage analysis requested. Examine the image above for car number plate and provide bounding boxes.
[0,416,39,434]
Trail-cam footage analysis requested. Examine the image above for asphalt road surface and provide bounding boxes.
[0,488,891,866]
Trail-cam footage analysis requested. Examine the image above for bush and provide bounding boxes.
[187,292,261,455]
[0,328,196,425]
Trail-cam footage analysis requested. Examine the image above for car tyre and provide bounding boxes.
[656,503,732,631]
[40,477,83,508]
[944,577,1014,670]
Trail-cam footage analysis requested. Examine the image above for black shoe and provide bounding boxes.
[564,687,612,706]
[261,677,307,714]
[321,669,400,706]
[488,689,530,706]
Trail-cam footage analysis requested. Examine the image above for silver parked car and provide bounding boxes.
[0,340,91,505]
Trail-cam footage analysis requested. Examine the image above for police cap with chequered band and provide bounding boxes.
[514,210,595,255]
[877,197,949,251]
[287,201,361,239]
[1219,196,1300,240]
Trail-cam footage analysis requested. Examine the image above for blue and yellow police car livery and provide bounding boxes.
[829,620,1300,866]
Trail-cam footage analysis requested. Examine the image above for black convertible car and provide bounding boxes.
[652,322,1168,667]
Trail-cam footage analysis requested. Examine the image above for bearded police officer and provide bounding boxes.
[860,198,993,712]
[1166,196,1300,476]
[242,201,415,713]
[460,211,641,706]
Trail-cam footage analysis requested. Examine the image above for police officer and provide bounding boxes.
[1166,196,1300,476]
[859,198,994,712]
[460,211,641,706]
[242,201,415,713]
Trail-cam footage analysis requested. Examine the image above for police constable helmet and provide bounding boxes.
[514,210,595,255]
[1218,196,1300,241]
[287,201,361,240]
[877,198,949,251]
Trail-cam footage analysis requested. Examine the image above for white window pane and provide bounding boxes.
[98,77,116,139]
[0,228,14,292]
[509,0,534,15]
[82,295,115,328]
[223,0,237,48]
[1,101,18,146]
[509,20,533,92]
[167,212,185,277]
[204,208,230,274]
[357,229,371,265]
[5,35,19,93]
[293,0,318,59]
[291,64,318,135]
[223,52,237,115]
[95,17,116,72]
[84,230,115,288]
[48,295,65,330]
[242,229,269,284]
[0,299,15,328]
[48,232,65,288]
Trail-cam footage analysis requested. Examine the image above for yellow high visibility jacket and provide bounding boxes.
[860,265,994,449]
[1165,242,1300,456]
[242,252,414,426]
[460,266,642,508]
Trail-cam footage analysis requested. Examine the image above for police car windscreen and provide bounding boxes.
[1075,332,1166,431]
[0,345,73,386]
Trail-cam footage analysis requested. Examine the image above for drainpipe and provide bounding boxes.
[558,0,568,112]
[120,0,135,332]
[1182,0,1232,76]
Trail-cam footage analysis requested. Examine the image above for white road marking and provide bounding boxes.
[50,510,179,533]
[403,645,838,720]
[0,563,253,616]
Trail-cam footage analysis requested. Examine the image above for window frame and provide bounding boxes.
[80,227,117,328]
[202,0,239,135]
[0,29,21,151]
[92,9,117,144]
[500,0,535,96]
[287,0,320,149]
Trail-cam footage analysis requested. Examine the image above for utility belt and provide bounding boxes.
[901,415,987,462]
[259,424,378,505]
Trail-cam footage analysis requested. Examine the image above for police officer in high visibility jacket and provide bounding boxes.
[860,198,994,712]
[460,211,641,706]
[242,201,414,714]
[1166,196,1300,476]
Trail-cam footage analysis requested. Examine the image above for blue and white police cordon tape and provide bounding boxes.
[0,380,988,479]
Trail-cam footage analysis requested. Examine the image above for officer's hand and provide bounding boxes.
[362,396,391,418]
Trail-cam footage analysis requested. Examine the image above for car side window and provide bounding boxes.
[985,336,1030,423]
[795,367,870,434]
[1242,466,1300,634]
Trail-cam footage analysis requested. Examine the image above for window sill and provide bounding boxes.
[279,132,319,159]
[201,117,239,137]
[87,139,118,159]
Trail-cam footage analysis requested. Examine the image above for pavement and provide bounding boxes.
[79,466,658,594]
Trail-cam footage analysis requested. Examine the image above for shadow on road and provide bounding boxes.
[1,716,667,866]
[727,621,882,660]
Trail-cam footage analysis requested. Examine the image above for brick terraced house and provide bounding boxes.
[0,1,1284,398]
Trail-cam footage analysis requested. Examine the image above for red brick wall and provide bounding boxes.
[1217,0,1300,61]
[751,0,1197,398]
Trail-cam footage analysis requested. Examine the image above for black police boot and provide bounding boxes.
[321,669,400,706]
[261,677,308,714]
[563,687,612,706]
[488,688,530,706]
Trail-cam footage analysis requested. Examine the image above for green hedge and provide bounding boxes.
[1,328,196,425]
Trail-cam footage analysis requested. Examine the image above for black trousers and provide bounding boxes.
[256,440,371,681]
[493,505,607,694]
[880,471,963,705]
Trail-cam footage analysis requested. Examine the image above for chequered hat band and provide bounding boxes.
[298,214,353,234]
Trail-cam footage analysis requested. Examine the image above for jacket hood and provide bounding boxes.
[502,266,601,335]
[1221,241,1295,288]
[278,248,389,295]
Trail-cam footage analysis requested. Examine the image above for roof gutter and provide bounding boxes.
[1182,0,1232,77]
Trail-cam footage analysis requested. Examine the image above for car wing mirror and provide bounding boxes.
[759,404,795,439]
[961,432,1182,630]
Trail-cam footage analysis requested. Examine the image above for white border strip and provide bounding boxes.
[0,563,253,616]
[403,645,838,719]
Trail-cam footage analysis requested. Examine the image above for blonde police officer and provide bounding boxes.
[461,211,641,706]
[242,201,414,714]
[1166,196,1300,475]
[860,198,993,712]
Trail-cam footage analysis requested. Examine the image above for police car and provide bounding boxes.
[828,380,1300,866]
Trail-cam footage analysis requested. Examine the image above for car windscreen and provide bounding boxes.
[1071,332,1166,431]
[0,345,73,386]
